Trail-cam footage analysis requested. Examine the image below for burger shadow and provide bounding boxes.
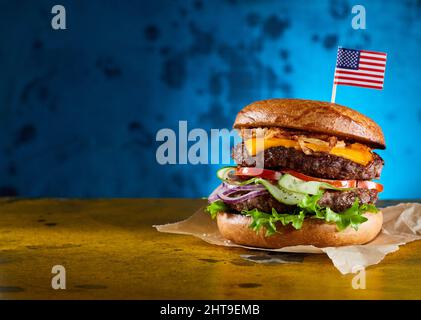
[240,251,309,264]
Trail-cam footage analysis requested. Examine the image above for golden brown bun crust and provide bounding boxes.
[217,211,383,248]
[233,98,385,149]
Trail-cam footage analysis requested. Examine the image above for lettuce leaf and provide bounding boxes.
[205,200,228,219]
[298,192,379,231]
[245,208,306,236]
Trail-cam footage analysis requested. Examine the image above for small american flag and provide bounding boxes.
[334,47,387,90]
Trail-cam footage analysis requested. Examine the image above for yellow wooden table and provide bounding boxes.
[0,198,420,300]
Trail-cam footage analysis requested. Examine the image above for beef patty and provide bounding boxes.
[232,144,384,180]
[226,188,378,214]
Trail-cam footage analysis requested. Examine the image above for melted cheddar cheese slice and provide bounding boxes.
[244,138,373,166]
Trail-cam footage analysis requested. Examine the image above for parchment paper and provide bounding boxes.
[154,203,421,274]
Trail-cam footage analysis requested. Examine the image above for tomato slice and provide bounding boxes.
[235,168,383,192]
[357,180,384,192]
[235,167,282,181]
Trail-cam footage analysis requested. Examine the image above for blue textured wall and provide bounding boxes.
[0,0,420,199]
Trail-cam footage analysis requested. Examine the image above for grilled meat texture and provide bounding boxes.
[227,193,290,213]
[226,189,378,214]
[232,144,384,180]
[317,188,378,212]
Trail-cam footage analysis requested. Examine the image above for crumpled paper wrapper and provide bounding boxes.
[154,203,421,274]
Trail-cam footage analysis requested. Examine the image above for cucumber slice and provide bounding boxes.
[254,178,305,205]
[278,174,350,194]
[216,166,257,186]
[216,167,235,182]
[278,174,322,195]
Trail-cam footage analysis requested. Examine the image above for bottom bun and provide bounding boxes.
[216,211,383,248]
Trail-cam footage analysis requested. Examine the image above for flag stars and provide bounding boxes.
[336,48,360,69]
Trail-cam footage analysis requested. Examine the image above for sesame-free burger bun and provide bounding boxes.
[216,211,383,248]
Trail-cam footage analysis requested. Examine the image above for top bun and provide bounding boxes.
[233,98,385,149]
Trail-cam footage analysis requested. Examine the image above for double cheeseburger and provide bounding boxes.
[206,99,385,248]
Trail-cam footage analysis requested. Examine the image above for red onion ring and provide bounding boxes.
[217,187,268,204]
[228,184,265,191]
[208,183,266,203]
[208,184,226,203]
[208,183,238,202]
